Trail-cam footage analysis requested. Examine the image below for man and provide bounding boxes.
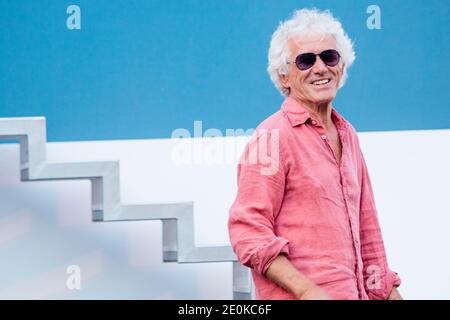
[228,9,402,300]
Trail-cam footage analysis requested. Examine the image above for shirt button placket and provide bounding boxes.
[340,149,363,298]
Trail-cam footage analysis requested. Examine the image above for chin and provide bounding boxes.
[311,94,336,104]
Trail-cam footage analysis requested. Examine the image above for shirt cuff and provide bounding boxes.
[253,237,290,276]
[367,269,401,300]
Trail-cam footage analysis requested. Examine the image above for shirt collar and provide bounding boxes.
[281,97,311,126]
[280,96,348,131]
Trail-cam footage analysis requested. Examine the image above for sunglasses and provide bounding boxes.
[287,49,341,71]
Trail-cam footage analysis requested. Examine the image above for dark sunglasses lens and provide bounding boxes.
[320,50,340,66]
[296,53,316,70]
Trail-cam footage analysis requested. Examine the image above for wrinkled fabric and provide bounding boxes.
[228,97,400,300]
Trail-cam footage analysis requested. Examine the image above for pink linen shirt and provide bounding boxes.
[228,97,400,300]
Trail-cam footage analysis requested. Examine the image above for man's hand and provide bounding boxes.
[265,255,332,300]
[387,286,403,300]
[297,284,332,300]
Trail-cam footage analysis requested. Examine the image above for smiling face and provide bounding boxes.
[280,33,344,107]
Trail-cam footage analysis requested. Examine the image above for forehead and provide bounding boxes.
[288,33,337,55]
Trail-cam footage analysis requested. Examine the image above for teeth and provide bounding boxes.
[312,79,330,85]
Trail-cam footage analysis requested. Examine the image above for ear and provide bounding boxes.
[279,74,290,91]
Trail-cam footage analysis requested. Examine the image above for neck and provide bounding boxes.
[289,95,333,129]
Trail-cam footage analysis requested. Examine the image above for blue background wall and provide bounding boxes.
[1,0,449,141]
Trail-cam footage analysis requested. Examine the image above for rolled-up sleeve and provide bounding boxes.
[228,129,290,276]
[358,150,401,300]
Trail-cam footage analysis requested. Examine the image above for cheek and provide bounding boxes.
[295,73,309,88]
[333,69,343,88]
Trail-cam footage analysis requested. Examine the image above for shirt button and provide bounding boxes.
[311,120,317,125]
[321,134,326,140]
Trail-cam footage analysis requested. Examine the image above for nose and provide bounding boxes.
[311,56,328,74]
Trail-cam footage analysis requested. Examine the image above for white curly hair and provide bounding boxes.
[267,8,356,96]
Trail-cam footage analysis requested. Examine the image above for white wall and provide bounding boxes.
[0,129,449,299]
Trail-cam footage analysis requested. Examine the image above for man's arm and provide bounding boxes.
[265,255,331,300]
[358,149,402,300]
[387,286,403,300]
[228,129,290,276]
